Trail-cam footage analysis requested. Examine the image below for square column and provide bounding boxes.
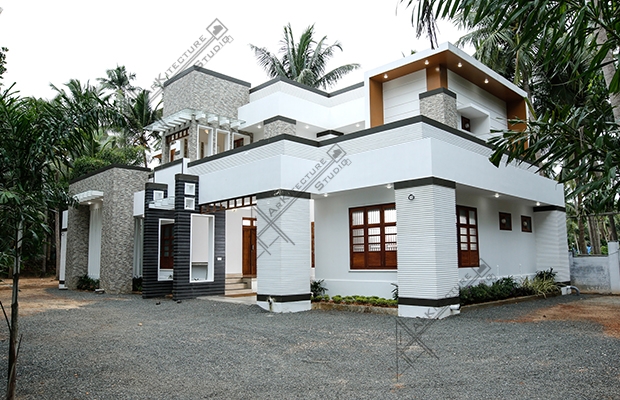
[255,190,311,313]
[533,206,570,282]
[395,178,460,318]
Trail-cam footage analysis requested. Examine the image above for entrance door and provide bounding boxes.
[160,224,174,269]
[242,218,257,277]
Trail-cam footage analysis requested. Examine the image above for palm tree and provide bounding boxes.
[123,89,162,166]
[97,65,137,99]
[250,23,360,89]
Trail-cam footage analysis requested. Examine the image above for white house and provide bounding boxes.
[65,43,569,318]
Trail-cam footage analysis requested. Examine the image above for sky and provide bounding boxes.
[0,0,471,100]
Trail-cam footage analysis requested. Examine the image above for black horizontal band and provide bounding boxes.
[257,293,311,303]
[398,296,459,307]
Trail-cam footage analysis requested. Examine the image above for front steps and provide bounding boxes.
[225,274,256,297]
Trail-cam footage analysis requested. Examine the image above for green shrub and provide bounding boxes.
[332,295,343,304]
[77,274,99,291]
[311,279,328,299]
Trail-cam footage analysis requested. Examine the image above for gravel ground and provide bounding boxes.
[1,290,619,399]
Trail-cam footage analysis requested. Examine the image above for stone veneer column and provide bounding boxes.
[395,177,460,319]
[263,116,297,139]
[533,206,570,283]
[65,205,90,289]
[255,190,311,313]
[419,88,458,129]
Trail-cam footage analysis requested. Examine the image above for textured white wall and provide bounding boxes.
[256,196,311,296]
[396,184,459,300]
[534,210,570,282]
[383,70,426,124]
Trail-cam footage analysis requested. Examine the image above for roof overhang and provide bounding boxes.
[74,190,104,204]
[145,108,246,133]
[366,42,527,103]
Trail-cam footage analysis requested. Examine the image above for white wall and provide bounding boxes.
[225,207,253,275]
[448,70,507,141]
[383,70,426,124]
[133,190,145,217]
[314,186,397,298]
[456,192,538,284]
[153,159,188,194]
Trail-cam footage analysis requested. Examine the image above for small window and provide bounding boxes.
[184,197,195,210]
[184,183,196,196]
[521,216,532,233]
[153,190,164,201]
[499,212,512,231]
[461,116,471,132]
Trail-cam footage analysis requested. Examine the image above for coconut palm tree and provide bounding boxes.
[250,23,360,89]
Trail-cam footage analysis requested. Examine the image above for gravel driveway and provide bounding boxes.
[1,289,619,399]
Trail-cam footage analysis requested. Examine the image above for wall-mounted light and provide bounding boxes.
[424,60,429,65]
[408,194,415,201]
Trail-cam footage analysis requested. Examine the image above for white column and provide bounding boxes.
[608,242,620,293]
[533,208,570,282]
[87,202,103,280]
[395,178,459,319]
[255,191,311,313]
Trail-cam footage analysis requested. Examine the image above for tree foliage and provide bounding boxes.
[250,23,360,89]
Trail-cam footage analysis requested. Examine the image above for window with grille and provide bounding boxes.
[349,204,397,269]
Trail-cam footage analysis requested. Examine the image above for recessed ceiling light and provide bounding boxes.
[355,123,360,127]
[484,78,489,84]
[305,125,309,129]
[386,183,392,189]
[424,60,429,65]
[457,62,462,68]
[323,193,329,197]
[536,201,541,206]
[494,193,500,198]
[384,73,388,79]
[257,124,262,129]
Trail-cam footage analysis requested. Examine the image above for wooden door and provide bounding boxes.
[456,206,479,267]
[242,218,257,276]
[160,224,174,269]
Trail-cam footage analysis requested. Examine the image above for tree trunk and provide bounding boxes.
[609,214,618,242]
[595,14,620,122]
[578,216,587,254]
[7,230,20,400]
[588,215,602,254]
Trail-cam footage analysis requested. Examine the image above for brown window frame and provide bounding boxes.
[457,205,479,268]
[349,203,397,270]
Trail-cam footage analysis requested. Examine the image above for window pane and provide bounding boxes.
[368,235,381,243]
[353,245,364,252]
[369,244,381,251]
[352,237,364,244]
[385,226,397,234]
[385,234,397,243]
[471,243,477,250]
[368,227,380,235]
[367,209,380,224]
[459,209,467,224]
[460,227,467,235]
[469,210,476,225]
[470,236,477,243]
[352,211,364,226]
[460,243,468,250]
[384,208,396,223]
[470,228,477,236]
[352,228,364,236]
[460,235,468,244]
[386,243,397,251]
